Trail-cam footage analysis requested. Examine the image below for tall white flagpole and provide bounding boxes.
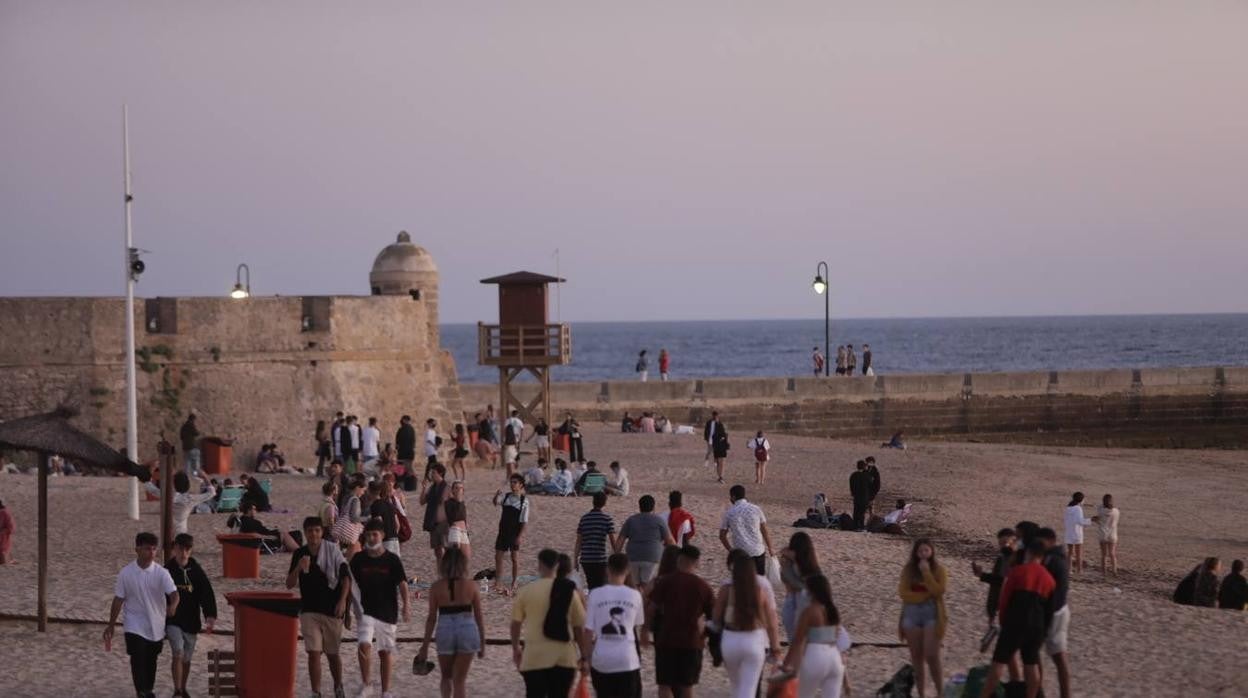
[123,105,140,520]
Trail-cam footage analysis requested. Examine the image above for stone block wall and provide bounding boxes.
[459,367,1248,448]
[0,296,463,469]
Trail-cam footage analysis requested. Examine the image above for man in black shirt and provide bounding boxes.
[229,501,300,552]
[395,415,417,471]
[165,533,217,698]
[286,517,351,698]
[420,463,450,564]
[1038,527,1073,698]
[1219,559,1248,610]
[350,520,409,697]
[865,456,882,516]
[849,460,872,531]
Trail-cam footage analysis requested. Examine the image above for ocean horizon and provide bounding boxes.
[442,313,1248,384]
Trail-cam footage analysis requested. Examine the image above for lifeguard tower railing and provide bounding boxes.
[477,323,572,367]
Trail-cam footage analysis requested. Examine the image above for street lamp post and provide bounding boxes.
[813,261,829,376]
[122,106,140,520]
[230,264,251,299]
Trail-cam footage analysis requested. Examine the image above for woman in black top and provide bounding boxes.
[369,480,401,557]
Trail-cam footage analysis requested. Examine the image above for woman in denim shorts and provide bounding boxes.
[416,547,485,697]
[897,539,949,698]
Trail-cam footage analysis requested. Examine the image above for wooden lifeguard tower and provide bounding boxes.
[477,271,571,427]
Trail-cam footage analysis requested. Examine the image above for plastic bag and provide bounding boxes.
[766,554,783,588]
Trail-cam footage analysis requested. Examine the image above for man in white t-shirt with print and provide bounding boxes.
[104,531,180,698]
[579,552,644,697]
[719,484,774,577]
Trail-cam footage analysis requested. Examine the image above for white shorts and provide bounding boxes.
[503,445,518,464]
[535,435,550,448]
[358,614,398,653]
[1046,605,1070,655]
[447,526,470,547]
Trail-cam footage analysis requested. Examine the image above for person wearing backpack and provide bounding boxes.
[747,431,771,486]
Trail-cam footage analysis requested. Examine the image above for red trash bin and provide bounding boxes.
[216,533,262,579]
[200,436,234,475]
[226,591,302,698]
[553,431,569,452]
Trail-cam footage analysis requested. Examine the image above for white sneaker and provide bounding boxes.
[356,685,374,698]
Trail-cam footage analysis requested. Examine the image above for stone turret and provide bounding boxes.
[369,231,439,333]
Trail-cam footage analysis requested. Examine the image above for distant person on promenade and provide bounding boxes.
[845,345,857,376]
[415,546,485,698]
[835,346,847,376]
[576,491,618,590]
[165,533,217,698]
[1063,492,1094,574]
[616,494,676,588]
[747,431,770,485]
[1038,527,1073,698]
[395,415,417,473]
[510,548,586,697]
[812,346,825,377]
[1096,494,1120,576]
[704,411,730,484]
[646,544,715,698]
[849,461,872,531]
[659,348,671,381]
[663,490,697,547]
[861,344,873,376]
[719,485,774,576]
[179,412,200,477]
[1218,560,1248,610]
[636,350,649,382]
[105,532,180,698]
[287,516,351,698]
[0,498,13,564]
[352,519,410,698]
[898,539,947,698]
[493,473,530,594]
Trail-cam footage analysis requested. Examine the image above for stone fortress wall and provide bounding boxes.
[0,232,464,469]
[460,367,1248,448]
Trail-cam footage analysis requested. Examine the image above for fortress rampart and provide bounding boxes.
[460,367,1248,448]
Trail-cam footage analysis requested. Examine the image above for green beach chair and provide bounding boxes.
[259,479,272,496]
[580,472,607,495]
[216,486,245,513]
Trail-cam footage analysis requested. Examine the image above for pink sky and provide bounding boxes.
[2,2,1246,322]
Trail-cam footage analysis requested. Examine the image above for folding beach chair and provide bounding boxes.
[580,472,607,495]
[215,486,245,513]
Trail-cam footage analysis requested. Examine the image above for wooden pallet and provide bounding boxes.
[208,649,238,697]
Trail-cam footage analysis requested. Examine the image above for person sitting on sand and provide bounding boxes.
[227,501,301,553]
[1194,558,1222,607]
[523,459,548,493]
[638,412,657,433]
[605,461,630,497]
[242,476,272,512]
[1218,560,1247,610]
[575,460,603,495]
[543,459,575,496]
[881,431,906,449]
[621,412,637,433]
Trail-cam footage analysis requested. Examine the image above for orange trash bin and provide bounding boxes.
[553,431,569,452]
[226,591,302,698]
[216,533,262,579]
[200,436,234,475]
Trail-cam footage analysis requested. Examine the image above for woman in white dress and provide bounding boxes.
[1095,493,1121,576]
[1063,492,1093,574]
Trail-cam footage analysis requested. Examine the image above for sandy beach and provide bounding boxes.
[1,424,1245,697]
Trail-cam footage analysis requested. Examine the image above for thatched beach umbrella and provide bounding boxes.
[0,407,149,631]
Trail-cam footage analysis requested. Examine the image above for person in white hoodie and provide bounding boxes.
[1063,492,1094,574]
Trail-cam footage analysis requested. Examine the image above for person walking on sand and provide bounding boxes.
[972,528,1017,633]
[493,474,530,594]
[663,490,697,547]
[449,423,470,483]
[421,464,451,564]
[849,461,872,531]
[714,551,783,698]
[445,480,471,559]
[104,532,180,698]
[395,415,417,473]
[979,538,1056,698]
[616,495,676,588]
[286,516,351,698]
[747,431,770,485]
[511,548,587,698]
[636,350,649,382]
[704,411,730,484]
[0,498,16,564]
[897,539,947,698]
[812,346,825,377]
[361,417,382,474]
[647,544,715,698]
[1095,494,1120,576]
[1037,527,1073,698]
[719,485,775,577]
[659,348,671,381]
[780,574,851,698]
[576,491,618,590]
[778,532,822,642]
[352,519,410,698]
[416,547,485,698]
[1063,492,1093,573]
[526,417,551,463]
[179,412,201,477]
[579,552,646,697]
[164,533,217,698]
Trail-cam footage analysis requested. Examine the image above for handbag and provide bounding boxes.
[330,515,362,547]
[766,555,783,588]
[395,508,413,543]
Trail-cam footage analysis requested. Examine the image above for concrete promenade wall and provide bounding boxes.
[0,296,463,467]
[460,367,1248,448]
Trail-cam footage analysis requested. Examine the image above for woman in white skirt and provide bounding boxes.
[714,552,782,698]
[1095,493,1120,576]
[525,417,551,463]
[781,574,850,698]
[444,480,471,559]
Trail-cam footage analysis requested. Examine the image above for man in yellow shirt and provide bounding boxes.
[511,548,587,696]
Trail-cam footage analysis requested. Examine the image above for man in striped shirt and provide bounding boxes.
[574,492,618,590]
